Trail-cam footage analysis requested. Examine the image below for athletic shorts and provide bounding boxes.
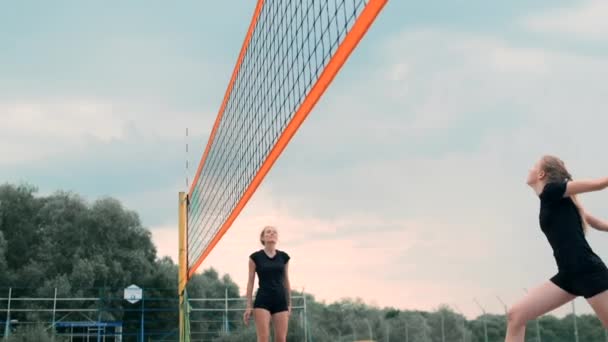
[551,266,608,299]
[254,289,288,315]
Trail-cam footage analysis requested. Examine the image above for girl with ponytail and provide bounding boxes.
[505,155,608,341]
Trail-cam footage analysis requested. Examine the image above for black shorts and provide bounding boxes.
[551,266,608,299]
[254,289,288,315]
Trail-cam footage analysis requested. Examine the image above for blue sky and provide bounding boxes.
[2,0,608,318]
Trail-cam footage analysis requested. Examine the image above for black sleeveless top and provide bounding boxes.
[539,182,604,272]
[250,249,290,292]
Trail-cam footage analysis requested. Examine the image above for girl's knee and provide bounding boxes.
[507,306,529,328]
[256,326,270,341]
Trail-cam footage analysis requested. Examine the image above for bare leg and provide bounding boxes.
[271,311,289,342]
[505,281,575,342]
[254,308,271,342]
[587,290,608,327]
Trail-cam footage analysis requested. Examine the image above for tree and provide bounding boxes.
[4,182,608,341]
[0,231,8,280]
[426,306,465,342]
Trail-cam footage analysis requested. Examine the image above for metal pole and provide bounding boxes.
[473,298,488,342]
[536,318,542,342]
[463,318,467,342]
[496,295,508,319]
[303,289,308,342]
[496,295,508,339]
[423,315,430,341]
[97,288,104,342]
[3,288,11,340]
[52,288,58,342]
[224,288,229,334]
[404,319,408,342]
[441,312,445,342]
[140,291,144,342]
[572,301,579,342]
[484,316,488,342]
[385,322,390,342]
[452,304,466,342]
[364,318,373,341]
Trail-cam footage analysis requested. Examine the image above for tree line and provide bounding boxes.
[0,183,606,341]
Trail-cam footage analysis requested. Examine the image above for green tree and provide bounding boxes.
[0,231,8,280]
[426,306,465,342]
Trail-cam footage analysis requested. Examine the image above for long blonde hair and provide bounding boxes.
[541,155,587,234]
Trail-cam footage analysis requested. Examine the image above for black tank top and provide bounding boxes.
[539,182,604,272]
[250,249,290,292]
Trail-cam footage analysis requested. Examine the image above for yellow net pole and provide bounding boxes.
[178,192,189,342]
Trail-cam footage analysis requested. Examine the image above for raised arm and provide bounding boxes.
[565,177,608,197]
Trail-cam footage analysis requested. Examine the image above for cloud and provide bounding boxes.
[2,101,121,140]
[0,98,214,166]
[522,0,608,41]
[0,100,120,164]
[264,28,608,233]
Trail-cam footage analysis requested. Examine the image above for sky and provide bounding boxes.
[1,0,608,319]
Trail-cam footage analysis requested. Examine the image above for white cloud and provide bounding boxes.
[312,29,608,160]
[0,98,213,166]
[522,0,608,40]
[2,100,121,141]
[0,100,120,164]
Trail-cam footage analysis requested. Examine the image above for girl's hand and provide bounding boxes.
[243,307,253,325]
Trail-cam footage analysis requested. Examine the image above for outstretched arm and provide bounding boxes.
[565,177,608,197]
